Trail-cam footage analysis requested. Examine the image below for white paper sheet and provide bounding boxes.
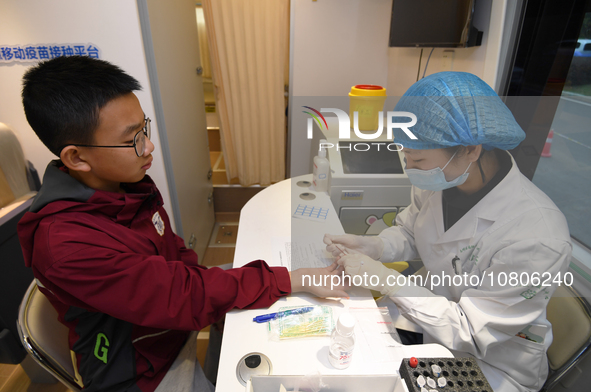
[376,296,424,333]
[272,236,333,270]
[350,307,403,364]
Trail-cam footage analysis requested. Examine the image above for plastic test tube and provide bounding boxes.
[417,375,426,388]
[438,377,446,388]
[426,377,437,389]
[431,364,441,377]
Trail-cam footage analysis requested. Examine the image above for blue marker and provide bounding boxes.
[252,306,315,323]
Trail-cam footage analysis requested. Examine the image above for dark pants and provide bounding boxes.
[397,328,423,345]
[203,319,223,385]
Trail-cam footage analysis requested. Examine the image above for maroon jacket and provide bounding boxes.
[18,161,290,391]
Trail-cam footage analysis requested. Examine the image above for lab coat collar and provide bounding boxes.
[433,151,521,245]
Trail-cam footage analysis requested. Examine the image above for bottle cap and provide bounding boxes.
[337,312,355,335]
[349,85,386,97]
[318,139,327,158]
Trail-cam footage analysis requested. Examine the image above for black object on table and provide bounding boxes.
[399,357,493,392]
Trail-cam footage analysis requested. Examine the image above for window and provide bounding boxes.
[532,12,591,260]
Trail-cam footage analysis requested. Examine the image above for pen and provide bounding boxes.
[252,306,315,323]
[451,256,461,275]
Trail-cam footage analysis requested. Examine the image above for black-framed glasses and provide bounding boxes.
[67,118,151,157]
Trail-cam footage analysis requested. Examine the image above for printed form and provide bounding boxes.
[272,236,333,270]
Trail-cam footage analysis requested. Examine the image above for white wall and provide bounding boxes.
[0,0,174,227]
[290,0,391,96]
[289,0,509,177]
[289,0,392,176]
[387,0,506,96]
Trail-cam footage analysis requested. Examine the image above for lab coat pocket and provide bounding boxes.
[487,334,547,390]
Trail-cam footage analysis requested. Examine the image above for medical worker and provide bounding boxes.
[325,72,571,392]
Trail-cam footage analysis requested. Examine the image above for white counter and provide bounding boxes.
[215,175,452,392]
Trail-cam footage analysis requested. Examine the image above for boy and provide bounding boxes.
[18,56,346,392]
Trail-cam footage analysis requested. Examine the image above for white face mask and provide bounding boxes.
[404,151,472,191]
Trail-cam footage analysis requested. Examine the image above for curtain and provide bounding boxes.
[195,7,212,79]
[202,0,288,186]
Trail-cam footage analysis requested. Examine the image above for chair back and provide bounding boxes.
[0,123,38,365]
[383,261,409,273]
[17,281,83,391]
[543,284,591,390]
[0,123,33,207]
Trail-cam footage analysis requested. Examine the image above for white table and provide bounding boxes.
[215,175,452,391]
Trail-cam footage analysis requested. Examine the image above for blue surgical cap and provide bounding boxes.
[392,72,525,150]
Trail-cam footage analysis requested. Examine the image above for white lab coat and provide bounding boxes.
[378,152,572,392]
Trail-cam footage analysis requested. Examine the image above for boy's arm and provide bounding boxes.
[35,228,291,331]
[172,233,200,266]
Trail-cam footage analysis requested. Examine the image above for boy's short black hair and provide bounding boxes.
[22,56,142,156]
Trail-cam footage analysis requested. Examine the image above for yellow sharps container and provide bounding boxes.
[349,84,387,131]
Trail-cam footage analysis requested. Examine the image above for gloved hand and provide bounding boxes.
[290,262,350,298]
[337,253,402,296]
[323,234,384,260]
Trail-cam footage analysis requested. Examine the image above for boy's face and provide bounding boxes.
[79,92,154,192]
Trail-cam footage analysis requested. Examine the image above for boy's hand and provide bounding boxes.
[290,262,349,298]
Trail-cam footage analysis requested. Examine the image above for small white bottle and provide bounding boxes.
[328,312,355,369]
[313,140,330,192]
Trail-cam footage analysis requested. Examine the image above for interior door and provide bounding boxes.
[138,0,214,261]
